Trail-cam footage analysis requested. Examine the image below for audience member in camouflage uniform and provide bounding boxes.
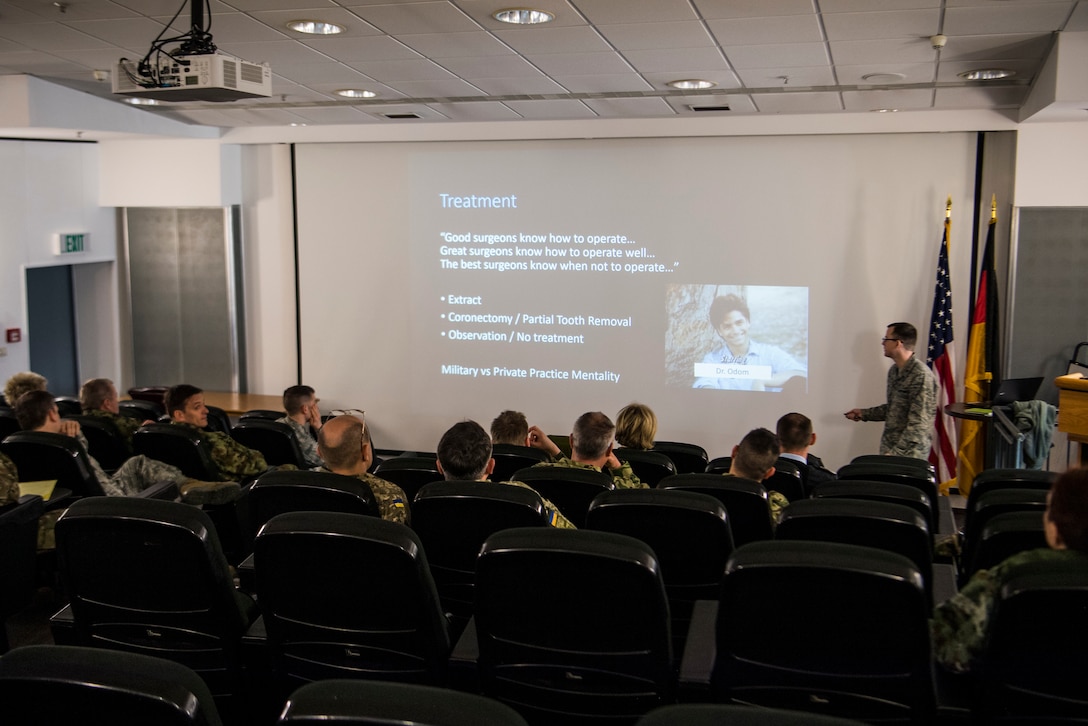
[0,451,18,506]
[165,384,269,482]
[15,390,239,504]
[490,409,530,447]
[931,467,1088,673]
[276,384,323,468]
[437,420,575,528]
[316,414,409,524]
[3,371,46,408]
[728,427,789,520]
[844,322,938,459]
[527,411,646,489]
[79,377,143,452]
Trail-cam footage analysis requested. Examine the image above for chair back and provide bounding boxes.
[252,512,450,690]
[964,468,1055,528]
[54,397,82,417]
[133,423,220,480]
[489,443,549,482]
[278,679,529,726]
[373,456,442,501]
[836,462,938,522]
[705,456,732,474]
[411,480,549,636]
[637,703,869,725]
[974,555,1088,721]
[118,399,164,421]
[0,408,19,440]
[714,540,933,724]
[962,487,1047,567]
[240,469,380,547]
[651,441,709,475]
[585,488,732,640]
[658,473,773,546]
[811,480,934,531]
[767,458,805,502]
[230,418,307,468]
[0,431,104,497]
[240,409,284,421]
[849,454,935,479]
[473,527,674,724]
[0,644,224,726]
[205,406,232,434]
[67,415,131,472]
[614,448,677,486]
[962,510,1048,582]
[510,465,614,528]
[0,495,45,652]
[54,496,256,703]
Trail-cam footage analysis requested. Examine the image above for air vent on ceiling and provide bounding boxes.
[688,104,731,112]
[383,112,422,119]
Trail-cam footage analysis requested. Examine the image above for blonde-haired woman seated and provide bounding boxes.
[615,402,657,450]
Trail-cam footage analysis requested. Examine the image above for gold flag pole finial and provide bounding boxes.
[990,194,997,222]
[946,196,952,219]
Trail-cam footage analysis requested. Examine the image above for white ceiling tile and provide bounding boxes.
[2,0,138,21]
[49,47,136,70]
[114,0,235,15]
[270,79,347,101]
[426,101,522,120]
[502,98,597,118]
[284,105,373,123]
[381,77,486,96]
[934,85,1028,109]
[492,26,611,55]
[583,96,675,117]
[623,47,729,74]
[822,9,940,41]
[0,50,88,72]
[527,51,632,75]
[0,22,112,50]
[549,73,652,93]
[842,87,935,110]
[829,37,937,65]
[939,33,1052,62]
[215,0,339,10]
[734,65,835,88]
[348,57,454,80]
[944,4,1075,35]
[199,13,292,43]
[60,17,171,48]
[642,70,741,89]
[753,91,844,113]
[300,35,421,62]
[226,39,348,65]
[726,42,830,69]
[274,61,375,84]
[249,8,383,38]
[596,21,715,51]
[706,15,825,46]
[820,0,938,11]
[349,2,479,34]
[396,31,514,58]
[454,0,587,30]
[435,54,543,79]
[1068,2,1088,31]
[572,0,697,24]
[836,62,935,84]
[694,0,819,20]
[469,76,568,95]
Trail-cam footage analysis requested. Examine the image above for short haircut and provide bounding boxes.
[282,385,315,416]
[164,384,203,416]
[1048,468,1088,553]
[571,411,615,460]
[615,402,657,450]
[80,378,115,411]
[733,427,782,481]
[776,412,813,452]
[318,416,365,471]
[14,389,56,431]
[709,294,750,328]
[490,410,528,446]
[437,420,493,480]
[887,322,918,350]
[4,372,47,408]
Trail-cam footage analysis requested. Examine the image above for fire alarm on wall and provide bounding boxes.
[6,328,21,343]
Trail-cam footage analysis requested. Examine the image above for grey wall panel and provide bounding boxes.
[126,208,183,386]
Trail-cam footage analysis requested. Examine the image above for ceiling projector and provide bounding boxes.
[112,51,271,102]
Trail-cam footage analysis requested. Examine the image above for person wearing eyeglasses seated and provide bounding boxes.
[315,414,409,524]
[527,411,646,490]
[437,420,574,529]
[844,322,938,460]
[277,384,324,469]
[931,467,1088,673]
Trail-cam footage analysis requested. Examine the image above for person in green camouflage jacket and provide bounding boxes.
[79,377,143,452]
[0,451,18,506]
[931,467,1088,673]
[166,384,269,482]
[316,414,409,525]
[527,411,646,490]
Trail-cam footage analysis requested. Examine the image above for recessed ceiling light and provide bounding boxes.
[668,79,716,90]
[492,8,555,25]
[123,97,159,106]
[287,20,344,34]
[861,72,907,84]
[335,89,377,99]
[958,68,1016,81]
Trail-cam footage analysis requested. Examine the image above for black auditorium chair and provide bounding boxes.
[962,487,1047,553]
[810,480,934,533]
[637,703,867,725]
[240,408,284,421]
[489,443,550,482]
[453,527,674,725]
[127,386,169,406]
[0,494,45,653]
[278,679,530,726]
[411,480,550,638]
[1,430,105,498]
[54,396,82,417]
[705,456,732,474]
[658,473,773,547]
[373,456,442,502]
[970,555,1088,722]
[0,407,19,440]
[51,497,258,721]
[205,405,232,434]
[0,645,225,726]
[651,441,709,475]
[836,461,939,516]
[766,458,805,502]
[510,465,614,528]
[66,414,131,472]
[849,454,936,478]
[961,510,1048,584]
[775,498,935,606]
[133,423,221,480]
[247,511,450,711]
[614,448,677,487]
[229,418,307,468]
[118,398,164,422]
[682,540,934,724]
[964,468,1056,526]
[585,488,733,643]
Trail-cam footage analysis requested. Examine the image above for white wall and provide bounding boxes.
[99,139,243,207]
[1014,123,1088,206]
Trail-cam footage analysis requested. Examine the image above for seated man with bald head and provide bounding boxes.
[437,420,574,528]
[527,411,645,489]
[316,414,409,524]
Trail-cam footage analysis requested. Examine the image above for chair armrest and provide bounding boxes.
[448,616,480,693]
[678,599,717,701]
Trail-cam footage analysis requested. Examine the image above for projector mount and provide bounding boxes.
[120,0,217,90]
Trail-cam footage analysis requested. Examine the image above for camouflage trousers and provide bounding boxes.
[95,455,185,497]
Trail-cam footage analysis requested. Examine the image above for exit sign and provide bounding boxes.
[59,233,87,254]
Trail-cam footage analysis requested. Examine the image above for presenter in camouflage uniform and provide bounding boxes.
[931,467,1088,672]
[166,384,269,482]
[276,384,323,468]
[437,420,574,528]
[527,411,645,489]
[316,414,409,524]
[16,390,238,504]
[844,322,938,459]
[79,377,143,452]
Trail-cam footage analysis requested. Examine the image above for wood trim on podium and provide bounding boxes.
[1056,374,1088,466]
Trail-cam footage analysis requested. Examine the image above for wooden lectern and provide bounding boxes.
[1056,374,1088,466]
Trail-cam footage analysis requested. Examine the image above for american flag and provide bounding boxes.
[927,207,958,486]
